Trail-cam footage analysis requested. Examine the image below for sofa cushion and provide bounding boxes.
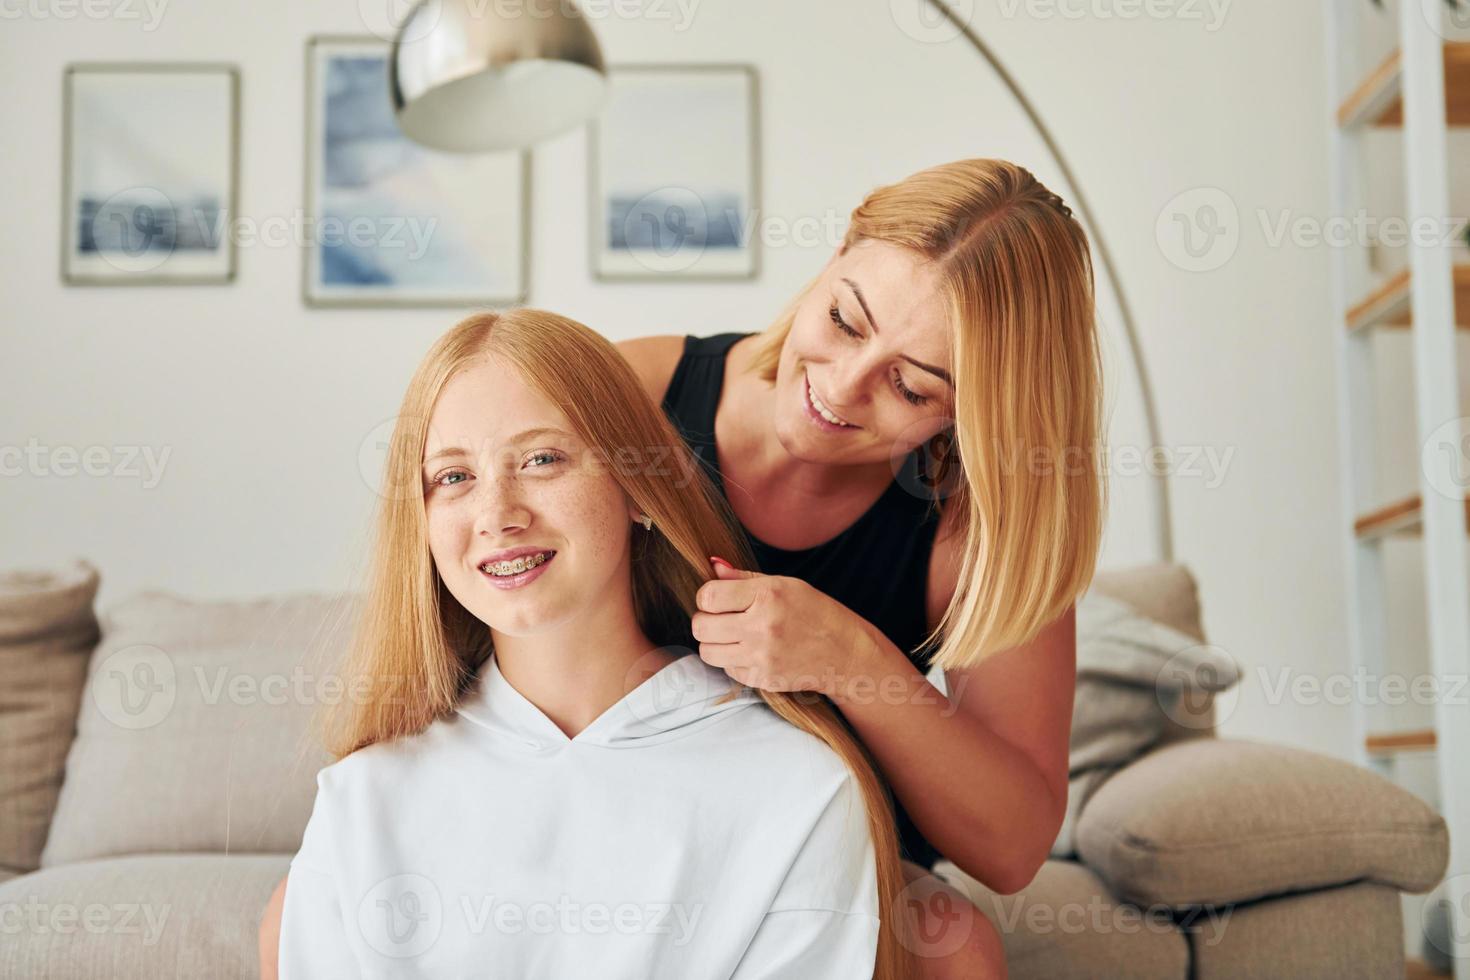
[933,858,1191,979]
[1087,563,1214,740]
[1088,563,1205,643]
[40,590,358,867]
[0,560,99,877]
[1075,737,1450,908]
[1187,879,1404,979]
[0,852,289,979]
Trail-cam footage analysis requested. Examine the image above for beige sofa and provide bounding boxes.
[0,560,1450,978]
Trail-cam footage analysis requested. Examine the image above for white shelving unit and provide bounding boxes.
[1325,0,1470,974]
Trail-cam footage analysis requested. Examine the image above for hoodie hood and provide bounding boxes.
[455,652,763,751]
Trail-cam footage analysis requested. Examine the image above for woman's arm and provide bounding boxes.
[831,604,1075,895]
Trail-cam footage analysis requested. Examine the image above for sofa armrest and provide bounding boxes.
[1074,737,1449,908]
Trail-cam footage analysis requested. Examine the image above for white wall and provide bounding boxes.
[4,0,1453,762]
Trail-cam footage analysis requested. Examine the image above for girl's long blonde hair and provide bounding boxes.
[747,158,1108,670]
[315,308,918,980]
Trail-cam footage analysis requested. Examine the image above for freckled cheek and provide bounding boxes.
[535,478,630,567]
[423,507,471,574]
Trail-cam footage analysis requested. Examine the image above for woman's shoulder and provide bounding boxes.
[615,334,687,405]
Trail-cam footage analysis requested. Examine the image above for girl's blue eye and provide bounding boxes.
[438,470,468,487]
[425,450,562,491]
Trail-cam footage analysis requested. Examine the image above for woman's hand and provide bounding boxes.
[690,558,877,696]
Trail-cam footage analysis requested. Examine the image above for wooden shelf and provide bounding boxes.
[1354,493,1470,541]
[1407,955,1452,980]
[1337,41,1470,128]
[1345,265,1470,332]
[1366,728,1437,755]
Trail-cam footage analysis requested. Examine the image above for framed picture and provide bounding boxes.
[304,36,529,308]
[589,64,759,281]
[61,64,239,285]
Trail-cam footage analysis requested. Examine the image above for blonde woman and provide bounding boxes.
[263,157,1098,979]
[272,309,918,979]
[617,158,1105,978]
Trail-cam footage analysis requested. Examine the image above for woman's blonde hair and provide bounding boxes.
[315,308,918,980]
[746,158,1107,671]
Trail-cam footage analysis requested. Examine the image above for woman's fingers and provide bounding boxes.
[690,609,746,645]
[696,639,744,670]
[694,576,762,614]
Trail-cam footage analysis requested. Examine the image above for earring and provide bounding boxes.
[638,513,653,531]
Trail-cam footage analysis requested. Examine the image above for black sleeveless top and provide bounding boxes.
[660,331,946,870]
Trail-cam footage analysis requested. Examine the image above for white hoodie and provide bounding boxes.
[279,652,881,979]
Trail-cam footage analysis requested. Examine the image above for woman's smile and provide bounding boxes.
[803,369,860,432]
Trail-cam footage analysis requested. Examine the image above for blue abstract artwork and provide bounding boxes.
[305,39,526,306]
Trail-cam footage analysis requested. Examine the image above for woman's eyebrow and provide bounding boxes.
[842,277,955,388]
[422,427,577,466]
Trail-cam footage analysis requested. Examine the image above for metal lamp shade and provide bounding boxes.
[390,0,607,153]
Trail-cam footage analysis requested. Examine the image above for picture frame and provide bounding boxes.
[303,36,529,309]
[61,63,240,286]
[589,64,760,282]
